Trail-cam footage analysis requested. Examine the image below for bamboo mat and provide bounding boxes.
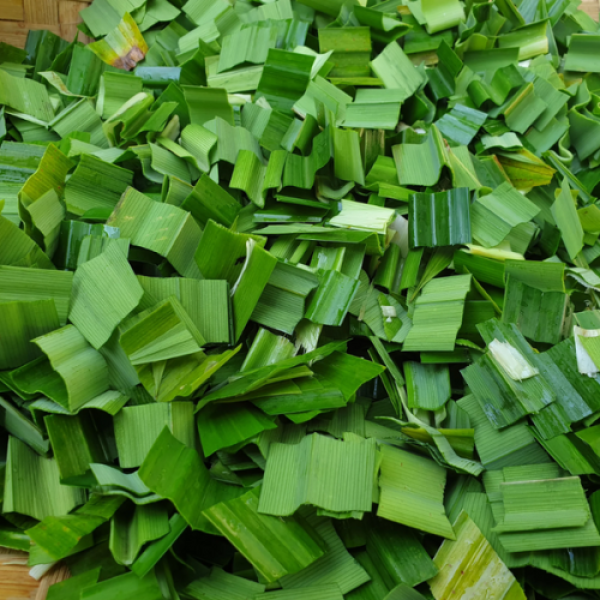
[0,0,90,48]
[0,0,599,598]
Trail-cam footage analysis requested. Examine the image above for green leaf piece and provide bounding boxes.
[393,127,448,187]
[470,182,540,248]
[279,510,370,593]
[120,296,205,365]
[409,188,471,249]
[0,299,60,370]
[305,270,360,327]
[366,518,439,588]
[183,567,266,600]
[107,187,202,278]
[137,275,230,344]
[402,275,471,352]
[202,486,326,583]
[139,427,242,530]
[34,324,110,412]
[64,155,133,217]
[69,241,143,349]
[4,436,86,521]
[370,42,425,100]
[378,445,455,539]
[551,178,584,261]
[231,239,278,341]
[114,402,196,468]
[109,503,169,565]
[198,402,277,456]
[257,49,314,113]
[564,34,600,73]
[182,172,241,228]
[259,433,377,517]
[428,512,526,600]
[404,361,451,411]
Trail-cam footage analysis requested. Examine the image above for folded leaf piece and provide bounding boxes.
[34,324,110,412]
[279,510,370,594]
[64,155,133,217]
[366,518,439,588]
[69,241,143,349]
[114,402,196,468]
[202,486,325,583]
[402,275,471,352]
[107,187,202,278]
[393,127,448,187]
[370,42,425,100]
[259,433,377,517]
[183,567,266,600]
[137,275,230,344]
[564,34,600,73]
[458,395,549,470]
[88,13,149,71]
[120,296,205,365]
[428,512,526,600]
[405,361,451,411]
[0,299,60,370]
[4,436,86,521]
[494,476,590,533]
[139,427,243,531]
[26,496,124,561]
[198,402,277,456]
[257,49,314,113]
[470,182,540,248]
[378,445,455,539]
[551,178,584,261]
[231,239,277,341]
[409,188,471,249]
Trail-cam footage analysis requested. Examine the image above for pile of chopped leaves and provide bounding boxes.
[3,0,600,598]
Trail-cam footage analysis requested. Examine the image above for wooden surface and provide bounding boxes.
[0,0,599,597]
[0,551,70,600]
[0,0,90,48]
[583,0,600,20]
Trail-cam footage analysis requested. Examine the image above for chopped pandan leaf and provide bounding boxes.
[137,274,230,344]
[114,402,196,468]
[408,188,471,249]
[258,433,377,517]
[366,517,439,588]
[278,509,370,593]
[88,13,149,71]
[377,445,455,539]
[32,324,111,412]
[428,512,526,600]
[402,275,472,352]
[203,485,326,583]
[139,427,243,532]
[4,436,86,521]
[470,182,540,248]
[80,569,163,600]
[25,496,124,561]
[109,503,169,566]
[120,296,205,365]
[107,187,202,278]
[69,241,143,349]
[183,567,266,599]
